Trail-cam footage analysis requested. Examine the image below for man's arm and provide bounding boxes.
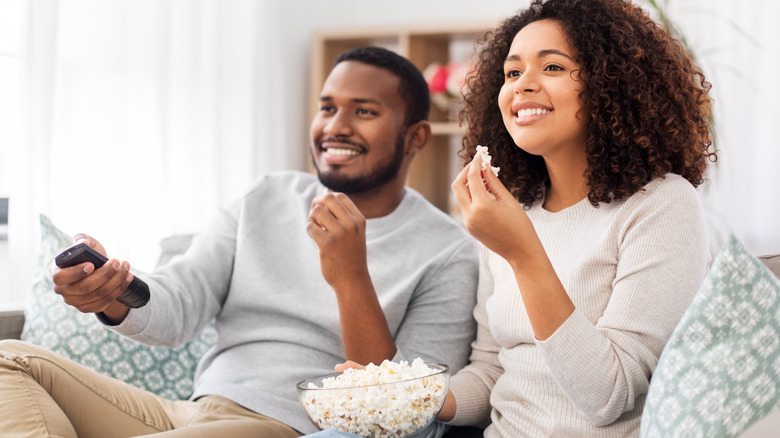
[307,192,396,365]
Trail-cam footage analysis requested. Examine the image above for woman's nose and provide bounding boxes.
[514,70,539,94]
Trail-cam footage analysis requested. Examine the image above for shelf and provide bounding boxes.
[431,122,467,136]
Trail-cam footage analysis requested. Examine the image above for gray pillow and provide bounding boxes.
[21,214,217,400]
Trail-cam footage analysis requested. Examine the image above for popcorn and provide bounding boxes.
[476,145,500,177]
[299,358,448,438]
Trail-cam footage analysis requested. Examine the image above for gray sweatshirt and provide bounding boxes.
[109,171,479,434]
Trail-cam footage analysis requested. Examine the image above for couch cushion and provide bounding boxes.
[21,214,217,400]
[640,234,780,437]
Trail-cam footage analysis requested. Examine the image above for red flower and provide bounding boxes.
[423,62,450,94]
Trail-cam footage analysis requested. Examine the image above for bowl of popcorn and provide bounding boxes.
[296,358,449,438]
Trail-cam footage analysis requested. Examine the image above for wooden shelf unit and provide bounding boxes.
[309,21,496,213]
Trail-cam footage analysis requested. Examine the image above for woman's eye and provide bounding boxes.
[545,64,564,72]
[506,69,522,78]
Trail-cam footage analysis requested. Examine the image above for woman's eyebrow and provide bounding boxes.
[504,49,575,64]
[538,49,574,61]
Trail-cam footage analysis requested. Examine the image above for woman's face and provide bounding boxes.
[497,19,587,162]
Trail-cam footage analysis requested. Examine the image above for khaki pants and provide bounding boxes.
[0,340,301,438]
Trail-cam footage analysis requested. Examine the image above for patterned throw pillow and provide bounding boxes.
[21,214,217,400]
[640,235,780,438]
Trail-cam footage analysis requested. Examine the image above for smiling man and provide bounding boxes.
[0,46,478,438]
[310,51,427,212]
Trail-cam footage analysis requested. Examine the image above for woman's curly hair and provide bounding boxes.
[459,0,716,206]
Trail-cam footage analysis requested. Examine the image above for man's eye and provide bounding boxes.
[319,105,335,113]
[356,108,375,116]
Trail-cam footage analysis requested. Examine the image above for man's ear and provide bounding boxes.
[404,120,431,158]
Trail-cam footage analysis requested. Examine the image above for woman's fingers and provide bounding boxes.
[451,162,474,210]
[334,360,366,373]
[481,158,510,202]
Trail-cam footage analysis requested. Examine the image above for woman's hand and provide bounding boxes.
[451,153,536,267]
[334,360,365,373]
[452,153,574,339]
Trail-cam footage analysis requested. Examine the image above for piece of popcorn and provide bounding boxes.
[300,358,448,438]
[476,145,500,177]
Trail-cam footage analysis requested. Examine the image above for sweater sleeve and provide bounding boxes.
[446,245,504,427]
[535,177,710,426]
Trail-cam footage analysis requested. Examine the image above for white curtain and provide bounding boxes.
[0,0,285,303]
[664,0,780,256]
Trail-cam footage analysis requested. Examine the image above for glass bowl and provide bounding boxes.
[296,361,449,438]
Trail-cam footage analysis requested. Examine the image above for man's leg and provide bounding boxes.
[153,395,301,438]
[0,339,174,438]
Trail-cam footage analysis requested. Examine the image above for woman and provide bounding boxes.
[439,0,714,436]
[307,0,714,436]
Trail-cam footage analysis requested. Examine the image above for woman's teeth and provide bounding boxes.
[516,108,550,117]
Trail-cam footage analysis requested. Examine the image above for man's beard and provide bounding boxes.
[313,133,406,194]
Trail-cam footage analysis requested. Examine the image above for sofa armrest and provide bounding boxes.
[759,254,780,280]
[0,303,25,340]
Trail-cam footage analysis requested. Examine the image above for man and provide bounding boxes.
[0,46,478,437]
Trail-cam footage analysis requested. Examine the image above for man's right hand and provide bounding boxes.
[50,234,131,324]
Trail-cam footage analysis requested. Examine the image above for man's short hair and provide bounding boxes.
[334,46,430,126]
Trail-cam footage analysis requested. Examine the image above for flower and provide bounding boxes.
[423,61,470,112]
[424,62,449,94]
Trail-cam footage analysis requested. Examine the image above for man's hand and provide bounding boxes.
[306,192,396,365]
[50,234,131,323]
[307,192,371,290]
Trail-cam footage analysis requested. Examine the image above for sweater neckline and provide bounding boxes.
[314,182,415,236]
[365,189,413,236]
[530,196,592,221]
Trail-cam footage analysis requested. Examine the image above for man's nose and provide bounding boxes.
[324,111,353,136]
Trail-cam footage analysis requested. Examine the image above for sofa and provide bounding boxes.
[1,214,779,437]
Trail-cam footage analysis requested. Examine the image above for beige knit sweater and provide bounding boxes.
[448,173,711,437]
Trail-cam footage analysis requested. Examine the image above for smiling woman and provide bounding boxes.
[442,0,714,436]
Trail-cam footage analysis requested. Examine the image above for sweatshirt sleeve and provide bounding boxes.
[107,200,239,348]
[535,178,710,426]
[392,235,479,374]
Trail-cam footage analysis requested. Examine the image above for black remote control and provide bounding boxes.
[55,242,150,308]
